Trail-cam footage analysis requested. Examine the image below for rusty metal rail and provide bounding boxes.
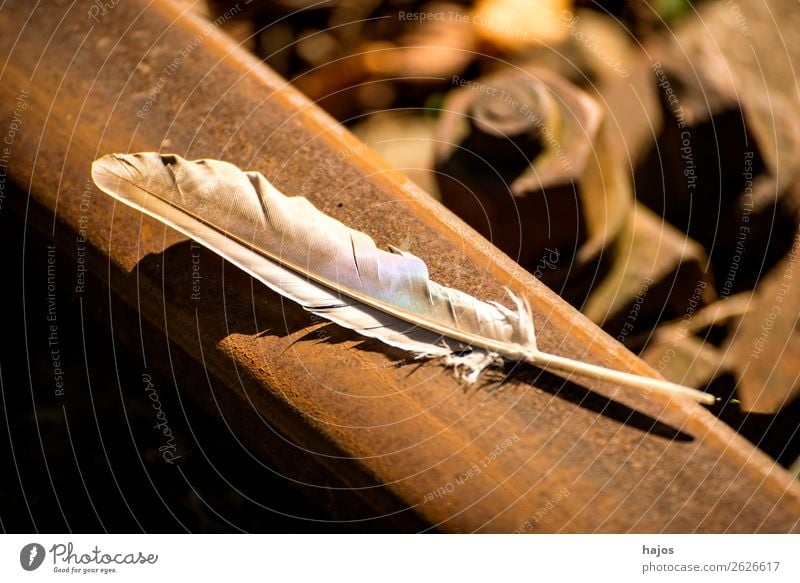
[1,0,799,532]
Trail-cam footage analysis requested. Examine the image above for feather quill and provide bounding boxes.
[91,153,714,405]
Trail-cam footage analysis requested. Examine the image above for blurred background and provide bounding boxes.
[2,0,800,532]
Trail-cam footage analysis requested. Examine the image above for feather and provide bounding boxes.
[91,153,715,406]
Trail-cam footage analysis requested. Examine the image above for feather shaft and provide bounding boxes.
[528,352,716,405]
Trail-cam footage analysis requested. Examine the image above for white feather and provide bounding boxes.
[91,153,715,404]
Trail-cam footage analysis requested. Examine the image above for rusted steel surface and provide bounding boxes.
[1,0,799,532]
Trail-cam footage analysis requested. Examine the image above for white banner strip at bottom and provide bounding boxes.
[1,534,797,582]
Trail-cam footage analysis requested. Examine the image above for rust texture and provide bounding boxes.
[1,0,798,532]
